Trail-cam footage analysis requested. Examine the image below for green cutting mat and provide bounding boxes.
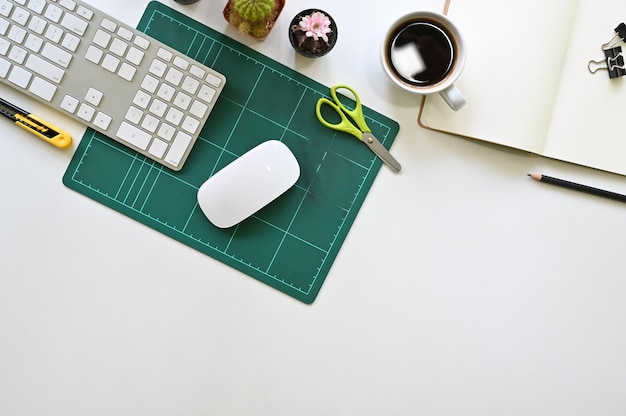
[63,1,399,304]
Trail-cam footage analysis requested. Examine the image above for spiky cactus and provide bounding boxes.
[234,0,274,22]
[224,0,282,40]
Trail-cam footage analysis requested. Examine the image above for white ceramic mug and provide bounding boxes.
[381,11,466,111]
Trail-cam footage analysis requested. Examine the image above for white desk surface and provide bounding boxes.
[2,1,626,415]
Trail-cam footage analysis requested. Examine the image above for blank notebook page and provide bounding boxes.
[420,0,626,176]
[419,0,577,153]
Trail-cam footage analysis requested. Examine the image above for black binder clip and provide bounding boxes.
[601,22,626,49]
[588,23,626,78]
[588,46,626,78]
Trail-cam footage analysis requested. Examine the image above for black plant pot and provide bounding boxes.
[288,9,338,58]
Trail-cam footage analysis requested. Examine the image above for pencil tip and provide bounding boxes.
[528,173,541,181]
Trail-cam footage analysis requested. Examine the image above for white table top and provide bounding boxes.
[2,1,626,415]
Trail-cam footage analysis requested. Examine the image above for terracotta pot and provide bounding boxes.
[223,0,286,41]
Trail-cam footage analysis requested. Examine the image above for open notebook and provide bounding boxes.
[419,0,626,176]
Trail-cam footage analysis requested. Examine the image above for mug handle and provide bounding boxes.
[439,84,466,111]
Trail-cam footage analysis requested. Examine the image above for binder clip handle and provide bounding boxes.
[588,59,606,74]
[601,22,626,49]
[588,45,626,78]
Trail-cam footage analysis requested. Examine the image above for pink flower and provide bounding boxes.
[299,11,331,42]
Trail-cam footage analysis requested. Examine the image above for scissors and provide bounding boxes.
[315,85,401,173]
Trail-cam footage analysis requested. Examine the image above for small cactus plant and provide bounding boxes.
[223,0,285,40]
[234,0,273,22]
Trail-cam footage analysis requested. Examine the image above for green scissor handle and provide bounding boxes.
[315,84,371,140]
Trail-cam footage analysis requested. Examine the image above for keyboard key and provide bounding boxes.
[92,29,110,48]
[173,56,188,70]
[84,45,103,64]
[27,0,46,14]
[148,139,167,158]
[148,138,168,158]
[0,57,10,77]
[141,113,159,133]
[173,91,191,110]
[165,67,183,86]
[181,76,200,95]
[59,0,76,11]
[100,17,116,32]
[116,121,151,150]
[101,54,119,72]
[190,100,208,119]
[61,12,88,36]
[165,132,192,167]
[149,99,167,117]
[198,84,216,103]
[165,107,183,126]
[29,75,56,101]
[25,34,43,52]
[156,47,172,62]
[132,90,151,109]
[60,94,79,113]
[0,0,13,17]
[0,38,9,55]
[189,64,205,79]
[0,17,9,35]
[28,15,46,34]
[125,105,143,124]
[118,62,135,81]
[181,115,200,134]
[77,102,95,121]
[109,38,127,57]
[8,66,32,88]
[61,32,80,52]
[44,24,63,43]
[11,7,30,25]
[117,27,133,41]
[8,25,27,43]
[93,112,111,130]
[157,123,175,141]
[0,39,11,55]
[149,58,166,77]
[133,35,150,50]
[157,83,175,101]
[126,46,144,65]
[140,74,158,93]
[9,45,27,64]
[41,42,72,67]
[25,54,64,83]
[76,6,93,20]
[44,4,62,23]
[84,87,103,106]
[206,73,222,88]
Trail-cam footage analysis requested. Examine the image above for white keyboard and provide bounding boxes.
[0,0,226,171]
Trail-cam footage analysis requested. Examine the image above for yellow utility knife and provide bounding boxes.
[0,97,72,149]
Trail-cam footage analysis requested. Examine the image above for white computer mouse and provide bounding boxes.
[197,140,300,228]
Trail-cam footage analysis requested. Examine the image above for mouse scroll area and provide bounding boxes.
[197,140,300,228]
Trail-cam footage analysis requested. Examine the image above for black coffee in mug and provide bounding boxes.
[387,20,455,86]
[381,12,466,110]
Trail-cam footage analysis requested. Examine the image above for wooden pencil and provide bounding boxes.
[528,173,626,203]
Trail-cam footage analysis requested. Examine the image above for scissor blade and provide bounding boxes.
[362,133,401,173]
